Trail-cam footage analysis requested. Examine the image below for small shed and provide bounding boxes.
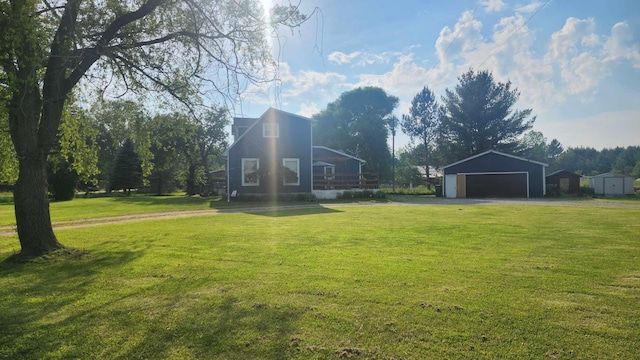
[589,172,634,195]
[443,150,548,198]
[546,169,581,194]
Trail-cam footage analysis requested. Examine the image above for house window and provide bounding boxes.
[263,123,279,138]
[282,158,300,186]
[242,158,259,186]
[324,166,335,180]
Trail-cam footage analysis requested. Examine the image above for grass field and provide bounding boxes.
[1,201,639,359]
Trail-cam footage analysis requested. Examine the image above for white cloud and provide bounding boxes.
[356,54,446,113]
[276,63,348,98]
[425,11,640,111]
[299,102,320,117]
[435,10,483,66]
[328,50,399,66]
[515,1,543,14]
[604,22,640,68]
[328,51,361,65]
[547,18,596,64]
[480,0,506,13]
[238,62,348,114]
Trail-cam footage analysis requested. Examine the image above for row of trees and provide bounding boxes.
[554,146,640,178]
[1,100,230,200]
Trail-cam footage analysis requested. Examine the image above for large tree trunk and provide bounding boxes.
[186,165,197,196]
[14,152,63,257]
[9,84,64,258]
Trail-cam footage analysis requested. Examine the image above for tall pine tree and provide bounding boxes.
[110,139,143,194]
[439,69,534,163]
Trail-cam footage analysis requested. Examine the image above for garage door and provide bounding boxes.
[465,173,528,198]
[604,177,624,195]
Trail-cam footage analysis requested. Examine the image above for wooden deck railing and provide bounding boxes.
[313,173,379,190]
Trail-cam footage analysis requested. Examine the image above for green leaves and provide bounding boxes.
[55,104,100,185]
[402,86,441,177]
[314,87,398,181]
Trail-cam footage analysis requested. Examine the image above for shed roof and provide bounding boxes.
[546,169,580,178]
[313,161,335,167]
[442,150,548,169]
[591,172,633,178]
[313,146,366,163]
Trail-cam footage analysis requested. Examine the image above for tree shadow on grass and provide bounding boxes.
[107,195,212,207]
[246,206,343,217]
[0,248,305,359]
[116,294,305,359]
[0,249,147,359]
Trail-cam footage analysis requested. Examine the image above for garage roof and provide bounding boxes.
[442,150,548,169]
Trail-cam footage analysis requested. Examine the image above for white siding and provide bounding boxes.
[445,174,457,198]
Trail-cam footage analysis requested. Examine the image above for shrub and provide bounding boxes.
[545,184,561,197]
[234,193,316,202]
[380,185,435,195]
[579,186,595,196]
[336,190,385,200]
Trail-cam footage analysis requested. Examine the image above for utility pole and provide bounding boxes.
[391,116,397,193]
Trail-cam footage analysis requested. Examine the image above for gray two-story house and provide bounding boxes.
[225,108,313,200]
[225,108,374,200]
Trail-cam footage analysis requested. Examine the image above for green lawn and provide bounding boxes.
[0,195,330,227]
[1,204,639,359]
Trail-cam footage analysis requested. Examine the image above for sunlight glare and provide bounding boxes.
[260,0,273,50]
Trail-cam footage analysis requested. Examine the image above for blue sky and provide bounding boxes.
[238,0,640,151]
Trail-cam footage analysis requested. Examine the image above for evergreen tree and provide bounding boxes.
[110,139,143,194]
[401,86,440,183]
[439,69,534,163]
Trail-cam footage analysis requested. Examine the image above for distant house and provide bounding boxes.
[416,166,442,180]
[442,150,548,198]
[589,172,634,195]
[546,170,581,194]
[224,108,377,200]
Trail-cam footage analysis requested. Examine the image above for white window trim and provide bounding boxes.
[241,158,260,186]
[324,166,335,180]
[282,158,300,186]
[263,123,279,138]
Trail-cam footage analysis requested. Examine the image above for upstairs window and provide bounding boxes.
[282,158,300,186]
[263,123,279,138]
[242,158,260,186]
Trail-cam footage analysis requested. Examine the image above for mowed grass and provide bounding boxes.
[0,195,213,226]
[1,204,639,359]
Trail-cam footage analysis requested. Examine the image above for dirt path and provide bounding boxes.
[1,199,638,237]
[0,204,334,237]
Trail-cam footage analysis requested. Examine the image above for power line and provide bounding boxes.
[477,0,552,69]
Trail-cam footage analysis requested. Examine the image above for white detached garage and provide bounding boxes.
[589,172,634,195]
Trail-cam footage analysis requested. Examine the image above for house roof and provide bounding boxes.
[591,172,632,178]
[313,161,336,167]
[225,108,313,155]
[442,150,548,169]
[546,169,580,177]
[312,146,366,163]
